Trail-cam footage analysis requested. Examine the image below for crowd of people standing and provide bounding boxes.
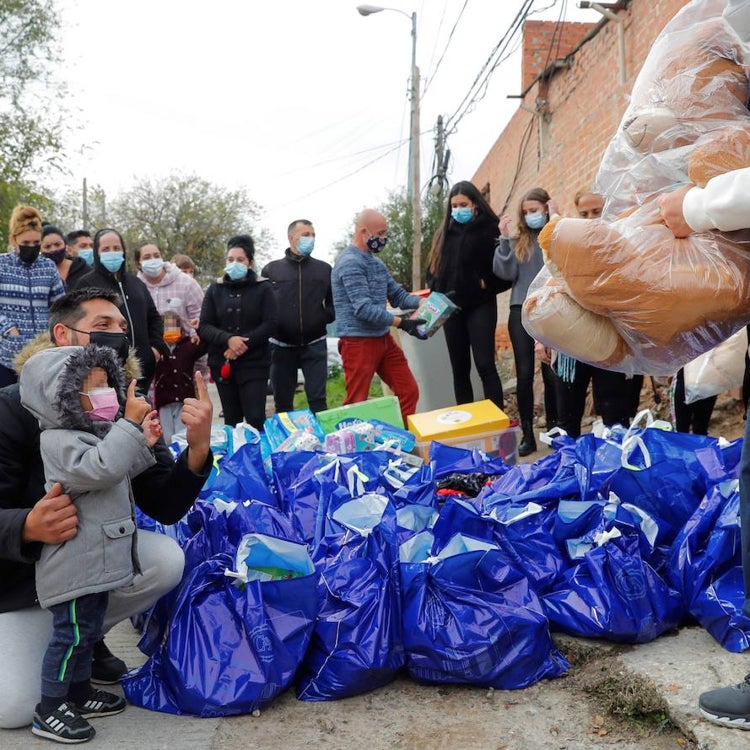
[0,171,739,742]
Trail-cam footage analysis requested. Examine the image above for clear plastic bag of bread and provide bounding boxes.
[523,0,750,377]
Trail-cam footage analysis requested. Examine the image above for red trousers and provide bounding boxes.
[339,334,419,425]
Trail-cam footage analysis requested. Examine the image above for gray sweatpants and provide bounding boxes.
[0,531,185,728]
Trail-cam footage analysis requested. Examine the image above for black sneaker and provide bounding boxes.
[32,701,95,744]
[699,673,750,730]
[91,639,127,685]
[75,689,127,719]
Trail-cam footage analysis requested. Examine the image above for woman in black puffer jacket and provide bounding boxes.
[70,228,167,393]
[428,180,510,409]
[199,234,278,429]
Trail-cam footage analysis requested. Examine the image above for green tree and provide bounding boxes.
[334,189,445,291]
[0,0,67,235]
[105,172,270,281]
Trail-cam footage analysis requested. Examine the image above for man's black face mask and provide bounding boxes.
[66,327,130,365]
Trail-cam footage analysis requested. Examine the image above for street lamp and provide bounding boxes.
[357,4,422,291]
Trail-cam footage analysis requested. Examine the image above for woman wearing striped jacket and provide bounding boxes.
[0,206,65,386]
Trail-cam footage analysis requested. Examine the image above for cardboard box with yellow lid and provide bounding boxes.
[406,400,518,463]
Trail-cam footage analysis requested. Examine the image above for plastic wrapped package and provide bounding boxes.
[682,327,748,403]
[408,291,458,338]
[522,0,750,376]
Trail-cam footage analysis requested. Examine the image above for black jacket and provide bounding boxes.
[261,250,335,346]
[429,212,510,309]
[199,270,278,378]
[71,264,167,387]
[0,382,212,613]
[64,256,91,291]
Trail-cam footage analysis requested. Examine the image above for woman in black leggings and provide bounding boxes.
[428,181,510,409]
[494,187,558,456]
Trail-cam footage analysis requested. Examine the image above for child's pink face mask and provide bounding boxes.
[82,387,120,422]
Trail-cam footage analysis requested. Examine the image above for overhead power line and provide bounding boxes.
[423,0,470,96]
[444,0,535,135]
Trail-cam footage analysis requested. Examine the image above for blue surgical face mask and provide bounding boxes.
[78,248,94,266]
[99,250,124,273]
[524,212,547,230]
[141,258,165,277]
[366,235,387,253]
[451,207,474,224]
[224,261,249,280]
[296,236,315,256]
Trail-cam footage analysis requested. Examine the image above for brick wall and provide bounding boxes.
[522,20,597,91]
[474,0,690,220]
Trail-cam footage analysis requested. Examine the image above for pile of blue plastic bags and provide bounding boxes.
[124,413,749,717]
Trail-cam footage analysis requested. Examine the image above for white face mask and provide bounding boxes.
[141,258,165,277]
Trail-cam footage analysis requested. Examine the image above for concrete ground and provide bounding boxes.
[3,384,749,749]
[3,622,747,750]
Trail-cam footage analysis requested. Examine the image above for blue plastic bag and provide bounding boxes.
[487,500,566,593]
[692,566,750,653]
[400,533,568,688]
[603,428,721,537]
[542,532,684,643]
[137,498,303,655]
[553,497,667,569]
[123,549,318,716]
[198,443,277,506]
[274,452,394,543]
[296,494,404,701]
[481,445,580,512]
[428,442,511,481]
[667,479,750,651]
[667,480,741,606]
[390,463,437,508]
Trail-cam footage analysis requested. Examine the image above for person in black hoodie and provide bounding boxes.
[40,225,90,291]
[199,234,278,429]
[70,228,167,393]
[261,219,335,414]
[428,180,510,409]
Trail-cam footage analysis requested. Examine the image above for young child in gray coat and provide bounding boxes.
[19,344,161,744]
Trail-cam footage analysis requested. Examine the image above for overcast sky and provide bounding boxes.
[56,0,597,261]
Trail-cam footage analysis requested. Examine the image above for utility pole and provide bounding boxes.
[357,5,421,290]
[82,177,89,230]
[435,115,446,198]
[410,55,421,291]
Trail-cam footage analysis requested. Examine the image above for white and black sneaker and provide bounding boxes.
[699,673,750,730]
[75,689,127,719]
[32,701,95,744]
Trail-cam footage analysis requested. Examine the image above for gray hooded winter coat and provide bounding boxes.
[19,345,156,609]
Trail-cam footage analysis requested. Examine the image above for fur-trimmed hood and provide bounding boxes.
[13,331,142,383]
[19,345,127,438]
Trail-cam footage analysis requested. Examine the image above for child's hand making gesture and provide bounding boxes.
[141,409,162,447]
[124,380,162,447]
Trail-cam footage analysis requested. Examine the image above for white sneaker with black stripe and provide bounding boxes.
[75,689,127,719]
[32,701,95,744]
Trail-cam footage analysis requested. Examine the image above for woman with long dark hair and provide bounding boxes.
[493,187,558,456]
[428,180,509,408]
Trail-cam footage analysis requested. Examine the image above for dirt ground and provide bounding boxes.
[215,639,695,750]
